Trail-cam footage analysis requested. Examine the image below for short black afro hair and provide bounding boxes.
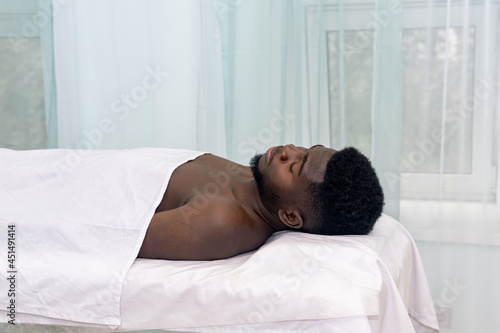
[305,147,384,235]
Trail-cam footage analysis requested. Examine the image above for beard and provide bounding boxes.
[249,154,280,204]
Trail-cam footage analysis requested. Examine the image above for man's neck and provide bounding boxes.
[233,173,287,233]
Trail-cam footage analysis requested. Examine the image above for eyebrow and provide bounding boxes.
[298,145,323,176]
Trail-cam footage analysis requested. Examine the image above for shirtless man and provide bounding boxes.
[138,144,384,260]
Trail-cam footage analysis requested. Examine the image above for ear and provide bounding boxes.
[277,208,304,229]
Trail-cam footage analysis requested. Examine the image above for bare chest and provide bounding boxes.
[155,154,251,212]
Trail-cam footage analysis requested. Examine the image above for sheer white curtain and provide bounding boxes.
[52,0,226,155]
[396,1,500,332]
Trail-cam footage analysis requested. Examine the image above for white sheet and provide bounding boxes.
[118,214,438,332]
[0,147,439,332]
[3,214,438,332]
[120,232,381,329]
[0,147,205,327]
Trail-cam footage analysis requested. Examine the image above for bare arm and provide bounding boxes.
[138,200,265,260]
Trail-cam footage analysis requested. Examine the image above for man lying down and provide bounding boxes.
[0,144,384,325]
[138,144,384,260]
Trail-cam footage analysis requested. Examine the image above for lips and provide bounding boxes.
[266,146,274,163]
[266,146,283,164]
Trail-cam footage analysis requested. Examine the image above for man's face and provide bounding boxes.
[249,144,335,209]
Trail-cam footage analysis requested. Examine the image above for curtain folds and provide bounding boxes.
[38,0,58,148]
[52,0,226,154]
[370,0,403,218]
[46,0,499,331]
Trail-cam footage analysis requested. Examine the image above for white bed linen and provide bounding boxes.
[2,215,439,332]
[0,147,205,327]
[120,232,381,328]
[121,214,438,333]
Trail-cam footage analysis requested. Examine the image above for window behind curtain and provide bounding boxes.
[307,2,500,245]
[318,4,496,203]
[327,26,476,173]
[0,0,47,149]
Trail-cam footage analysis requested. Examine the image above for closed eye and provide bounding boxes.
[290,145,320,176]
[298,154,308,176]
[290,151,310,175]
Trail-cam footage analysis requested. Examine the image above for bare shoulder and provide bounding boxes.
[202,198,252,227]
[139,198,271,260]
[186,199,270,257]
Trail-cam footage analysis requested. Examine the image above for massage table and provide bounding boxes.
[0,148,439,332]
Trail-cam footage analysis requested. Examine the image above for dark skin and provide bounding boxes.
[138,144,335,260]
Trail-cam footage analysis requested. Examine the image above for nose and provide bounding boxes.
[280,144,302,161]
